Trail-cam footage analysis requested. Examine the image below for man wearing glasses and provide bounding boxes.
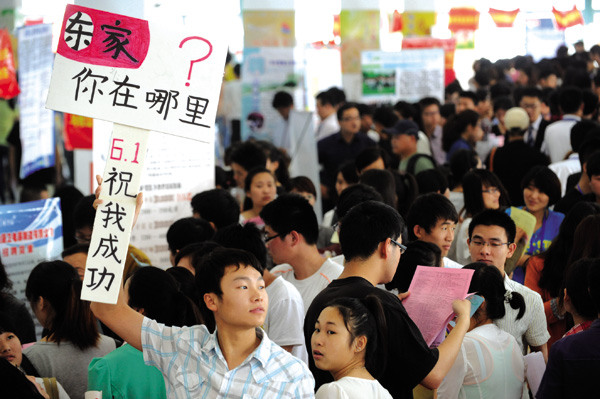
[467,209,549,361]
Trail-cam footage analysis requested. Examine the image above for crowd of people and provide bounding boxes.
[2,48,600,398]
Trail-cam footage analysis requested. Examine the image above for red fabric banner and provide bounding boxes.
[0,30,19,99]
[64,113,93,150]
[552,6,584,30]
[448,8,480,32]
[489,8,520,28]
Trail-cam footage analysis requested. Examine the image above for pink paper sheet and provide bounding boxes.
[402,266,474,346]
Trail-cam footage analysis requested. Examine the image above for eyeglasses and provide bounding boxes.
[341,116,360,122]
[481,187,500,195]
[263,232,281,243]
[390,238,407,254]
[470,240,511,248]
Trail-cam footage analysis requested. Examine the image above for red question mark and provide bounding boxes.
[179,36,213,87]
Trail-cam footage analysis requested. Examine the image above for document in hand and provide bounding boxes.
[402,266,474,346]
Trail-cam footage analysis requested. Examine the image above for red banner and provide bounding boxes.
[56,4,150,69]
[489,8,519,28]
[64,113,93,150]
[391,10,402,33]
[0,30,19,99]
[552,6,584,30]
[448,8,480,32]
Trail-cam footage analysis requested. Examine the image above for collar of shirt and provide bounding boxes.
[203,327,274,383]
[532,115,542,130]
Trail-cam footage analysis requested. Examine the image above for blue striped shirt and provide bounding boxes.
[141,317,315,398]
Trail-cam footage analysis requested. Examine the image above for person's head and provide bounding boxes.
[175,241,221,276]
[385,120,420,157]
[0,257,10,294]
[393,101,418,120]
[442,109,481,152]
[339,201,404,283]
[564,258,599,321]
[254,140,290,186]
[492,96,514,129]
[539,202,600,297]
[165,266,202,307]
[371,106,399,133]
[355,147,386,174]
[288,176,317,206]
[356,103,374,134]
[463,263,525,326]
[504,107,529,137]
[457,91,478,113]
[229,142,267,188]
[335,161,359,196]
[316,90,336,120]
[166,217,215,265]
[586,151,600,199]
[191,189,240,230]
[538,68,558,89]
[19,182,49,203]
[582,89,598,118]
[579,136,600,170]
[73,194,96,243]
[311,295,387,378]
[517,87,543,123]
[337,103,361,136]
[385,240,442,292]
[126,266,201,327]
[244,167,277,211]
[61,243,89,280]
[327,87,346,108]
[335,184,383,221]
[558,86,584,115]
[359,169,397,209]
[570,120,599,153]
[468,210,517,273]
[195,247,266,332]
[418,97,441,131]
[462,169,509,217]
[0,313,22,367]
[260,194,319,264]
[406,193,458,257]
[416,169,449,198]
[521,166,561,213]
[272,91,294,120]
[25,260,98,349]
[449,149,480,190]
[213,223,267,269]
[0,357,47,399]
[568,214,600,267]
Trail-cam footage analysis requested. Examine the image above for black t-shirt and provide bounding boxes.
[304,276,439,399]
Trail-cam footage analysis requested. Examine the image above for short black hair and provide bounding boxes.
[356,103,374,117]
[326,87,346,107]
[359,169,396,209]
[418,97,441,110]
[462,169,509,217]
[260,194,319,245]
[73,194,96,231]
[213,223,267,269]
[449,149,479,189]
[520,166,561,206]
[393,101,418,120]
[515,87,543,104]
[355,147,387,173]
[316,90,334,106]
[385,240,441,292]
[468,209,516,243]
[337,161,360,186]
[459,90,479,105]
[191,189,240,230]
[586,151,600,178]
[337,102,359,121]
[176,241,221,274]
[579,136,600,167]
[195,247,264,331]
[339,201,403,261]
[416,169,448,196]
[336,184,383,220]
[406,193,458,241]
[19,182,47,203]
[583,89,599,116]
[243,167,273,192]
[372,106,398,128]
[61,243,89,258]
[570,120,598,152]
[272,91,293,109]
[166,217,215,255]
[558,86,583,115]
[492,96,513,113]
[229,141,267,172]
[288,176,316,197]
[565,258,599,319]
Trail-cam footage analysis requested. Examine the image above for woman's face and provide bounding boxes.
[523,184,549,213]
[0,332,22,367]
[335,172,349,196]
[311,306,362,374]
[247,172,276,208]
[482,185,501,210]
[291,189,316,206]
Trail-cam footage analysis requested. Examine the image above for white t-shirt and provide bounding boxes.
[549,154,580,196]
[443,256,463,269]
[541,116,580,163]
[271,258,343,313]
[264,276,308,364]
[316,377,393,399]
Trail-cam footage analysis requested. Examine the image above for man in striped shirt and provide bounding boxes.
[90,247,314,398]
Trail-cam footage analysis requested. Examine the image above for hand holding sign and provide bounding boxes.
[93,174,144,230]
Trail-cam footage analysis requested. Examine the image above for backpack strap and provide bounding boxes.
[42,377,59,399]
[406,153,437,175]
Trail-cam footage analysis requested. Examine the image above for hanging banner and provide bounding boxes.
[448,7,480,32]
[64,113,93,150]
[390,10,402,33]
[0,198,63,337]
[402,12,436,37]
[46,4,228,142]
[361,49,444,103]
[552,6,584,30]
[489,8,520,28]
[18,24,55,179]
[402,38,457,86]
[0,29,19,99]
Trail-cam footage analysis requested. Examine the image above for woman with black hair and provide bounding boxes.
[443,110,483,162]
[311,295,392,398]
[438,263,526,398]
[88,266,202,399]
[0,256,36,344]
[448,170,510,265]
[23,261,116,399]
[524,202,600,348]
